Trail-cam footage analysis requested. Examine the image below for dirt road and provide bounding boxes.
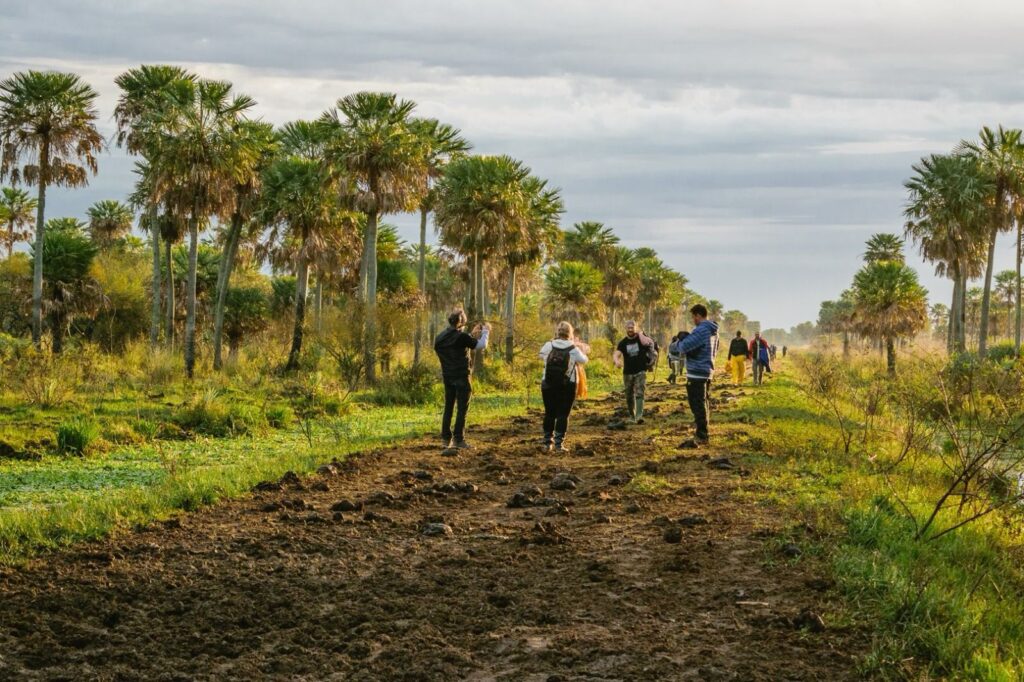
[0,380,863,680]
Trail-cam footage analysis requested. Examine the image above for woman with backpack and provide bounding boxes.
[539,321,590,452]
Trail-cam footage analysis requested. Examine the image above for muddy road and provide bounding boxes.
[0,381,864,680]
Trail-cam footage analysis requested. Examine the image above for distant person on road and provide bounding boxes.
[613,320,655,424]
[573,331,592,402]
[749,332,771,386]
[539,322,590,451]
[433,310,489,450]
[727,330,748,386]
[782,345,788,358]
[676,304,720,446]
[770,344,778,361]
[667,330,689,384]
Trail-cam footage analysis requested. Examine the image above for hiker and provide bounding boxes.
[573,332,592,401]
[749,332,771,386]
[677,304,720,446]
[727,330,748,386]
[770,344,778,361]
[782,345,788,358]
[433,310,489,449]
[539,322,590,451]
[613,320,656,424]
[667,330,689,384]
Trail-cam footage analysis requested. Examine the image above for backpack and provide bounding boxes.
[543,344,575,388]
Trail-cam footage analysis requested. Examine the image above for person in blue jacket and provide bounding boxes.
[677,304,720,446]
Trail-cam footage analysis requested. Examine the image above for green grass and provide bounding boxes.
[729,371,1024,680]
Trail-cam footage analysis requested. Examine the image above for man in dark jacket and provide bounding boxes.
[727,330,748,385]
[434,310,489,449]
[677,304,720,446]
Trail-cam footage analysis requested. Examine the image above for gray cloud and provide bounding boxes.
[3,0,1024,327]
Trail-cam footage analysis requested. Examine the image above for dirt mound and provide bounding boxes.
[0,382,864,680]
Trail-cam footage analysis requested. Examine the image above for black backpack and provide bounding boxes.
[543,344,575,388]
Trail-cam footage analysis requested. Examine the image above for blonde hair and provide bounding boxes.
[556,321,574,339]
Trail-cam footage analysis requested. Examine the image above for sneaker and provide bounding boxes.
[453,440,472,450]
[442,438,454,449]
[554,443,568,453]
[635,418,646,425]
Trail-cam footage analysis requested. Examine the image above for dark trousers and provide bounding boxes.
[686,377,710,441]
[441,377,472,441]
[542,382,577,444]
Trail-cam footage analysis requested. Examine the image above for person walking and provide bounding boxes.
[539,322,589,451]
[749,332,771,386]
[667,330,688,384]
[677,304,719,446]
[727,330,748,386]
[433,310,489,449]
[613,320,655,424]
[782,345,788,358]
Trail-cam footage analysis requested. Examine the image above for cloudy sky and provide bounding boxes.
[4,0,1024,329]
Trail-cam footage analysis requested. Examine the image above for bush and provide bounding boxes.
[103,421,144,445]
[265,404,295,429]
[56,417,100,456]
[173,391,265,437]
[372,363,439,406]
[985,341,1021,366]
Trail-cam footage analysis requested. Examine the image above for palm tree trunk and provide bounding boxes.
[363,205,379,385]
[504,264,516,364]
[314,273,323,334]
[287,250,309,371]
[414,205,427,364]
[149,206,162,348]
[212,209,244,371]
[184,217,199,379]
[842,330,850,359]
[949,267,961,353]
[165,238,175,348]
[886,337,896,376]
[979,197,1003,357]
[1016,220,1022,352]
[31,140,49,349]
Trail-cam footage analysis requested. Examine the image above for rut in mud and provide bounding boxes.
[0,380,865,681]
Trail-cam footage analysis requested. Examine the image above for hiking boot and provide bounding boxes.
[453,439,472,450]
[635,417,646,425]
[554,443,568,453]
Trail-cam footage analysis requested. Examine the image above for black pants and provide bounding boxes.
[686,377,710,441]
[441,377,472,441]
[542,381,577,443]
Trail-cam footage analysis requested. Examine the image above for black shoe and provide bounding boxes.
[453,440,472,450]
[635,418,645,425]
[554,443,568,453]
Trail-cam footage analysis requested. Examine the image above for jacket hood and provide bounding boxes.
[549,338,575,348]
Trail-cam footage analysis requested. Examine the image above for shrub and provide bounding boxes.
[103,421,144,445]
[372,363,438,406]
[56,417,100,456]
[985,341,1021,366]
[265,404,295,429]
[173,391,265,437]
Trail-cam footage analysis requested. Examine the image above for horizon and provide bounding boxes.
[5,1,1024,329]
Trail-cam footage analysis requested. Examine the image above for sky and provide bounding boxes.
[3,0,1024,329]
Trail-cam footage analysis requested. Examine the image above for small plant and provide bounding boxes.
[56,417,99,456]
[372,363,438,406]
[265,404,295,429]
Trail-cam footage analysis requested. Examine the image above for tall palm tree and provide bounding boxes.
[0,71,103,348]
[501,174,563,362]
[994,270,1020,342]
[957,126,1024,357]
[258,120,354,370]
[0,186,37,258]
[904,153,992,352]
[114,65,198,347]
[320,92,425,384]
[603,246,640,334]
[852,260,929,375]
[86,199,134,245]
[409,117,470,364]
[142,78,257,378]
[211,120,277,370]
[560,221,619,267]
[863,233,906,263]
[34,218,98,353]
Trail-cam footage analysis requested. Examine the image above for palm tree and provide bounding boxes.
[0,71,103,348]
[409,117,470,364]
[994,270,1020,342]
[560,221,619,266]
[957,126,1024,357]
[0,187,37,258]
[320,92,425,384]
[863,233,906,263]
[87,199,134,246]
[851,260,929,375]
[33,218,98,353]
[501,174,563,362]
[114,65,198,347]
[258,120,353,370]
[211,120,277,370]
[602,246,640,335]
[544,261,604,328]
[142,78,257,378]
[904,153,992,352]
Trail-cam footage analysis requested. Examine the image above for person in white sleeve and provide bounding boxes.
[538,321,589,452]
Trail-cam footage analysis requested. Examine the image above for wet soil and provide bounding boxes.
[0,381,865,680]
